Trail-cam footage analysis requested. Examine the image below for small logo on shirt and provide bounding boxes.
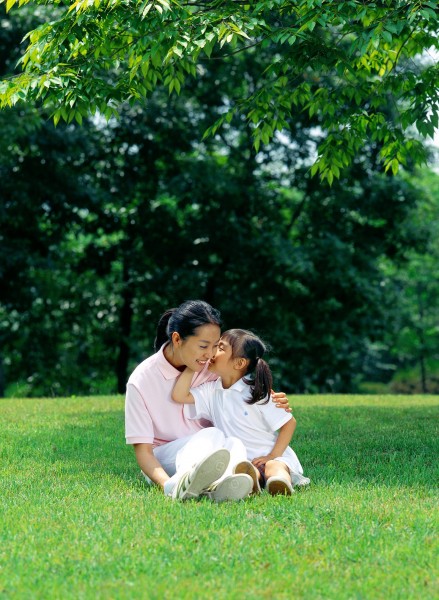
[244,411,248,416]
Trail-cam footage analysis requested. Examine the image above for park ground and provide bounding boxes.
[1,394,438,599]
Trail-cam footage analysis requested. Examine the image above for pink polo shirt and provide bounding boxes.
[125,345,217,447]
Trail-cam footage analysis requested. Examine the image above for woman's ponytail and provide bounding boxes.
[154,308,175,352]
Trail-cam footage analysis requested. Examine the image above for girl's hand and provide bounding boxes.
[252,454,274,468]
[271,390,292,413]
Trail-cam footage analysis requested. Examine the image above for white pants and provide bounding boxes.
[152,427,247,494]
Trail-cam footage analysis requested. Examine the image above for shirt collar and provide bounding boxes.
[156,343,184,380]
[225,377,248,392]
[228,377,260,402]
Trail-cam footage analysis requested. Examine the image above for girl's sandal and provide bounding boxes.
[234,460,261,494]
[266,476,294,496]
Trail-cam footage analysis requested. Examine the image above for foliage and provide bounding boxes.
[1,394,438,598]
[378,169,439,393]
[1,1,439,179]
[1,8,438,396]
[2,106,423,395]
[389,360,439,394]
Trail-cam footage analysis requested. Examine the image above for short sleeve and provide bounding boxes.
[191,381,217,421]
[125,383,154,444]
[258,398,292,432]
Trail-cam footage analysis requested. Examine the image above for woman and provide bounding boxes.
[125,300,290,501]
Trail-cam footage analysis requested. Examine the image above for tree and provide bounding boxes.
[0,8,125,396]
[378,169,439,393]
[1,6,435,396]
[1,1,438,181]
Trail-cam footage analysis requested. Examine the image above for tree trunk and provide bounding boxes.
[419,351,427,394]
[116,262,133,394]
[417,284,428,394]
[0,354,4,397]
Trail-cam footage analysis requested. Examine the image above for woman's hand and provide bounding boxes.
[271,390,292,412]
[134,443,170,488]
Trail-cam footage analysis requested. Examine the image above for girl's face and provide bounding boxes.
[172,324,221,371]
[208,338,235,378]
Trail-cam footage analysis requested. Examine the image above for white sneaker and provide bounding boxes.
[266,476,294,496]
[172,449,230,500]
[205,474,253,503]
[233,460,261,494]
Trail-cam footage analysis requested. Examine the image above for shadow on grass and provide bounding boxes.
[5,403,438,490]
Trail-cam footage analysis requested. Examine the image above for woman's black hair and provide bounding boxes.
[221,329,272,405]
[154,300,222,352]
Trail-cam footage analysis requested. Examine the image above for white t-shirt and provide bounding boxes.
[191,377,296,462]
[125,345,216,447]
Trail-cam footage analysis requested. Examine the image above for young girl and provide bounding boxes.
[172,329,310,496]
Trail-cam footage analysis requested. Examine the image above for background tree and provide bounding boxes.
[1,0,438,179]
[0,7,435,395]
[378,169,439,393]
[1,6,437,396]
[0,8,122,395]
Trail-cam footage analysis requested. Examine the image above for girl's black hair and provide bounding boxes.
[221,329,273,405]
[154,300,222,352]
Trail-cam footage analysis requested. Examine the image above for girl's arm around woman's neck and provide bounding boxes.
[172,367,196,404]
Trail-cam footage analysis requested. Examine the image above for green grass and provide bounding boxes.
[1,395,438,599]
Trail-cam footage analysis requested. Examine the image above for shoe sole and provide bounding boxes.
[179,449,230,500]
[210,474,253,503]
[234,460,261,494]
[266,477,294,496]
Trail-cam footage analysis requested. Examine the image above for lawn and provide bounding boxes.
[0,394,437,599]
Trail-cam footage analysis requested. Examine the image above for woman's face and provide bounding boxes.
[172,324,221,371]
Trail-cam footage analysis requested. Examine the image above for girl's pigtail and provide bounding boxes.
[246,357,273,404]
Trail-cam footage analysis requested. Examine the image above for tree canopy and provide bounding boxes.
[1,1,438,181]
[1,8,438,396]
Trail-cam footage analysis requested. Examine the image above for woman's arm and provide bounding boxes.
[172,367,196,404]
[252,417,297,468]
[134,443,170,488]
